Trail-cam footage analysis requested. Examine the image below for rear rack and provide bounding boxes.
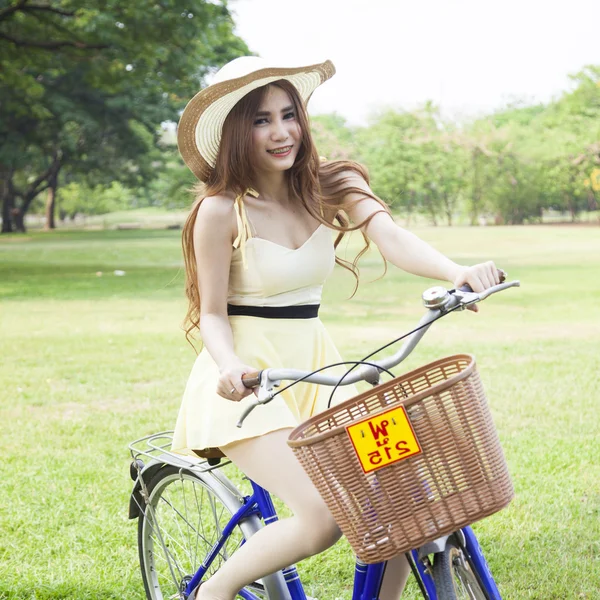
[128,431,231,473]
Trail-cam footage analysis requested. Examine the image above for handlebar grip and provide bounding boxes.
[242,371,262,388]
[458,268,506,293]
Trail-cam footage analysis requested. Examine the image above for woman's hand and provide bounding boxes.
[453,261,501,312]
[217,360,257,401]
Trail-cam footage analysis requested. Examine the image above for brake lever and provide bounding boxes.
[236,369,280,428]
[455,280,521,308]
[453,288,481,309]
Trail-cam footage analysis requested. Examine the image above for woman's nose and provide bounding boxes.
[271,119,289,142]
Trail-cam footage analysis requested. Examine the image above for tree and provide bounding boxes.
[145,148,199,210]
[310,113,356,160]
[0,0,249,232]
[57,181,135,219]
[355,109,427,219]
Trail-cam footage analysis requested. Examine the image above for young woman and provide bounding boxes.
[171,57,501,600]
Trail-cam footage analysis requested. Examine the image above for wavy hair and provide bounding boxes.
[181,79,390,348]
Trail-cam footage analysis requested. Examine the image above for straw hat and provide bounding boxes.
[177,56,335,181]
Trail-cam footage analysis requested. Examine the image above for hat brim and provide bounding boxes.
[178,61,335,182]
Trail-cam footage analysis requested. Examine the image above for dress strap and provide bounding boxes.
[232,187,259,269]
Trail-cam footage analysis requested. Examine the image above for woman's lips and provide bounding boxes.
[267,145,293,157]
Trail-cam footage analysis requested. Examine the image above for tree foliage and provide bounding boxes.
[0,0,248,232]
[311,67,600,225]
[2,3,598,231]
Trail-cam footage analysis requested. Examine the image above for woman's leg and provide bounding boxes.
[197,428,343,600]
[379,555,411,600]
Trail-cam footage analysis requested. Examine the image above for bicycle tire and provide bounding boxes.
[432,537,489,600]
[137,465,267,600]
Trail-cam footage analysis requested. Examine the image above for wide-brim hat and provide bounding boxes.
[177,56,335,182]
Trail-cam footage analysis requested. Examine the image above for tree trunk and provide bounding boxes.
[564,192,575,222]
[1,178,13,233]
[7,150,62,232]
[1,164,17,233]
[587,190,597,212]
[44,171,58,230]
[423,194,437,226]
[470,149,481,226]
[443,192,453,226]
[12,207,25,232]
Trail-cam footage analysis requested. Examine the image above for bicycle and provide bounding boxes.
[128,278,519,600]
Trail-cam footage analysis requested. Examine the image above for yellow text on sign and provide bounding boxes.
[346,405,422,474]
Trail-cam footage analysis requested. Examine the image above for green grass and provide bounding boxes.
[25,207,189,231]
[1,224,599,599]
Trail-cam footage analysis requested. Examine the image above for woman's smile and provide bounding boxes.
[250,85,302,174]
[267,145,293,157]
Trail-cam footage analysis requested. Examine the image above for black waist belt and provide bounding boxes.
[227,304,319,319]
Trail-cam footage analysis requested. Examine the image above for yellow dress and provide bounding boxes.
[171,191,357,456]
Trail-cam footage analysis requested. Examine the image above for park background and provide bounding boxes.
[1,1,599,599]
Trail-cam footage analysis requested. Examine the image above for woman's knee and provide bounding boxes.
[296,505,342,555]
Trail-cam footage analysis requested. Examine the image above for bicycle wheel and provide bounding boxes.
[432,538,489,600]
[138,465,267,600]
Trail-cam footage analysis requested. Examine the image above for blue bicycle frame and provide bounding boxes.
[183,479,502,600]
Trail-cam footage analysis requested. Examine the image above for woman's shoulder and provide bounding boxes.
[193,192,238,240]
[196,191,236,217]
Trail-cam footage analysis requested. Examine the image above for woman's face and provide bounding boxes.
[250,85,302,175]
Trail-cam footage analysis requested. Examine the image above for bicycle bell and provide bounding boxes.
[422,286,450,309]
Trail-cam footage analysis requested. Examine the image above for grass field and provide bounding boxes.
[1,224,599,599]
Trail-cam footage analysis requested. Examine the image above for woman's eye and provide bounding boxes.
[253,117,268,125]
[283,111,295,120]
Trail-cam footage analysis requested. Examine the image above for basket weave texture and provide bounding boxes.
[287,354,513,563]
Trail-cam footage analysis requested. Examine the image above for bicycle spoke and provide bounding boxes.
[199,484,209,553]
[145,503,186,590]
[152,502,195,561]
[162,488,198,555]
[139,469,266,600]
[454,562,485,600]
[192,478,202,571]
[158,493,215,548]
[179,473,195,566]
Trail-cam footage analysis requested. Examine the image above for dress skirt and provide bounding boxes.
[171,315,358,456]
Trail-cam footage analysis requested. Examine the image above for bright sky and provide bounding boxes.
[230,0,600,124]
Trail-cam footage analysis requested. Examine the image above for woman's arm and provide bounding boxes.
[339,172,500,292]
[193,195,255,400]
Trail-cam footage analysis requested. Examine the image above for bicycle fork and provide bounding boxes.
[355,528,502,600]
[410,528,501,600]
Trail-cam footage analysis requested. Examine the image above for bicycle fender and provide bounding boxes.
[417,530,466,560]
[128,459,166,519]
[129,452,212,519]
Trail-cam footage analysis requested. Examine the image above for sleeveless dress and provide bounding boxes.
[171,190,357,456]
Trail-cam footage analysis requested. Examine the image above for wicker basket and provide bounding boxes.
[287,354,513,564]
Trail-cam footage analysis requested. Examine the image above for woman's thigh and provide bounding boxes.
[220,428,331,519]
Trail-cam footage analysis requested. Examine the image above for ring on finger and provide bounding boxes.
[230,387,236,394]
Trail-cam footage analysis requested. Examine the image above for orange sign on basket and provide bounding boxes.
[346,405,422,473]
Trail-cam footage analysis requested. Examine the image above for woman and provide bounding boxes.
[172,57,500,600]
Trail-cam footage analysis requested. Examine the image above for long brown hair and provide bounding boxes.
[181,80,390,347]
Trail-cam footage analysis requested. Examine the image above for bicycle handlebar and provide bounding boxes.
[237,279,520,427]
